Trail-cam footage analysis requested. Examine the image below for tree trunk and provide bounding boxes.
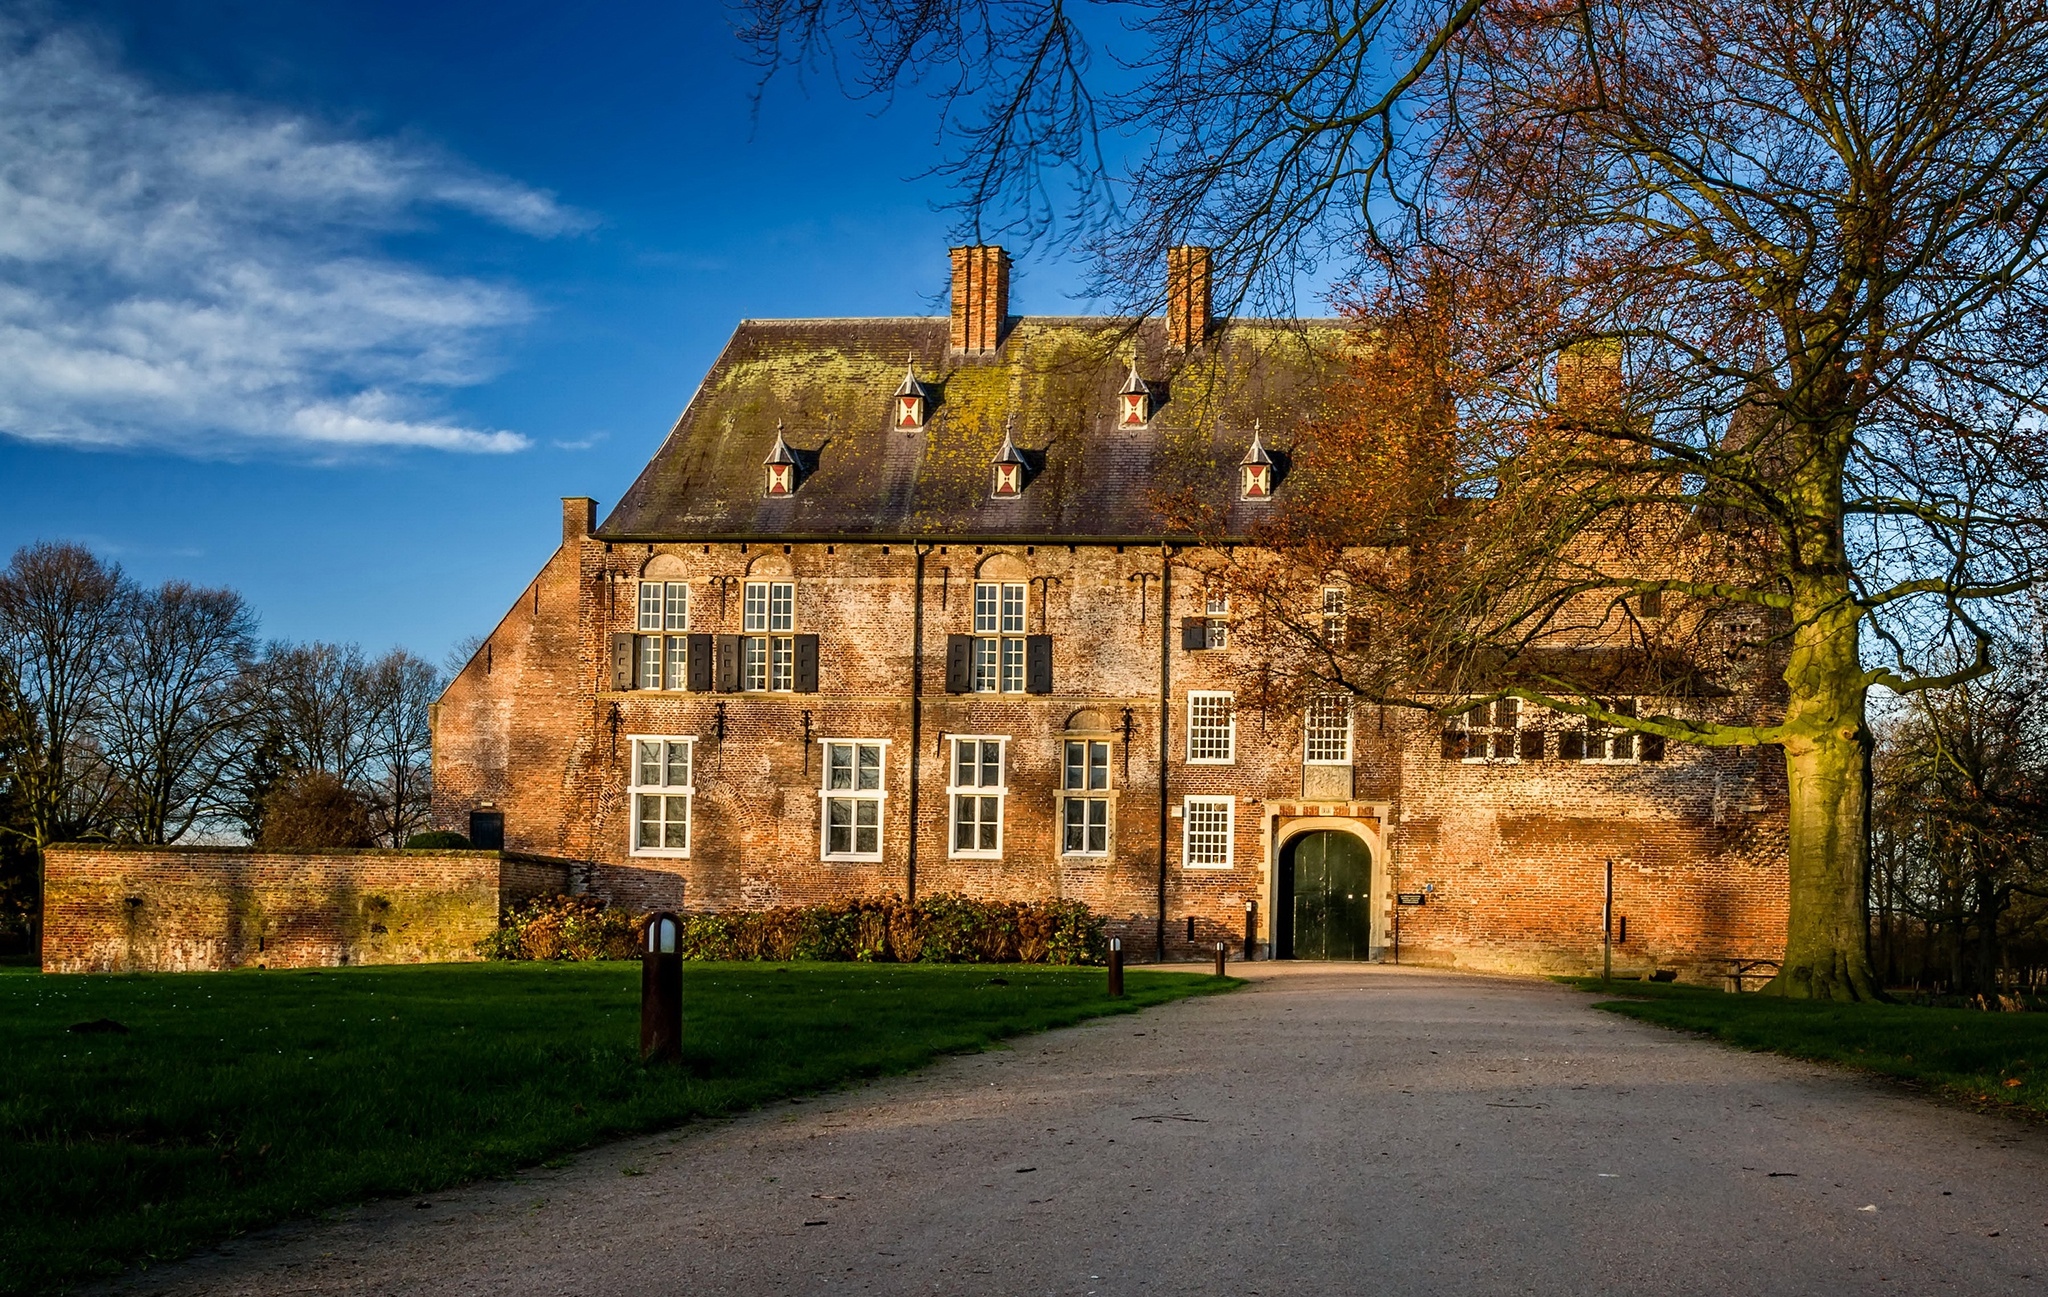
[1767,574,1883,1001]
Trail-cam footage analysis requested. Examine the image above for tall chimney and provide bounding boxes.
[1167,246,1213,350]
[562,496,595,546]
[950,245,1010,354]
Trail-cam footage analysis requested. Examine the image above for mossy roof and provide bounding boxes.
[597,316,1356,542]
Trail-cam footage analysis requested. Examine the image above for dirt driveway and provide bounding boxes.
[112,964,2048,1296]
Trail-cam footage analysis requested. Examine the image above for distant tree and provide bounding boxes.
[443,633,485,680]
[99,582,259,844]
[257,771,374,850]
[359,649,440,848]
[248,641,374,788]
[0,543,130,951]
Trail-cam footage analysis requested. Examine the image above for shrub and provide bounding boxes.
[480,893,1106,965]
[404,830,472,849]
[259,773,374,849]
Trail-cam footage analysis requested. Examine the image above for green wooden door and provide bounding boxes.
[1285,831,1374,960]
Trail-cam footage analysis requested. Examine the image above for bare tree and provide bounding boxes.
[248,641,375,789]
[746,0,2048,999]
[360,649,440,848]
[99,582,259,844]
[0,543,131,950]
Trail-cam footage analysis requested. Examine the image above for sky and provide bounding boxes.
[0,0,1114,668]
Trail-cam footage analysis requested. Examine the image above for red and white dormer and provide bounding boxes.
[990,426,1028,498]
[1118,361,1153,429]
[1240,423,1275,500]
[893,365,927,431]
[764,423,798,497]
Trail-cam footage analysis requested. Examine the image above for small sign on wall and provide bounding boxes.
[1396,892,1427,906]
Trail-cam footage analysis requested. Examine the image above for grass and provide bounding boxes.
[1567,976,2048,1118]
[1,960,1233,1295]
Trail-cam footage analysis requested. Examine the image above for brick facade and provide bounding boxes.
[428,244,1792,982]
[40,845,570,973]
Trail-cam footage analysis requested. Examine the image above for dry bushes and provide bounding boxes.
[482,894,1105,965]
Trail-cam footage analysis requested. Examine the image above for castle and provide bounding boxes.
[430,245,1789,976]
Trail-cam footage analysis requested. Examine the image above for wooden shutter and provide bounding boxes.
[945,634,973,693]
[1640,733,1666,762]
[1559,731,1585,761]
[1180,617,1207,651]
[715,635,741,692]
[794,634,820,693]
[610,633,635,690]
[1025,635,1052,694]
[686,633,713,691]
[1440,728,1466,760]
[1520,729,1546,761]
[1345,616,1371,648]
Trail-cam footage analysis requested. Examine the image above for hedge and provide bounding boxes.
[481,893,1106,965]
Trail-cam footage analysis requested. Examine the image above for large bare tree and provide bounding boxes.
[744,0,2048,999]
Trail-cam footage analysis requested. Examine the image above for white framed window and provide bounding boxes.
[1183,796,1234,869]
[972,582,1028,693]
[629,736,694,857]
[744,580,796,692]
[948,736,1006,856]
[1187,691,1236,764]
[637,634,663,690]
[664,635,688,690]
[1321,587,1347,646]
[1204,594,1230,649]
[820,740,887,860]
[1448,697,1522,763]
[638,582,665,632]
[663,582,690,631]
[1304,695,1353,764]
[1583,700,1639,763]
[1061,738,1111,856]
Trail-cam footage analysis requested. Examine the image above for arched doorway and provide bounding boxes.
[1279,830,1373,960]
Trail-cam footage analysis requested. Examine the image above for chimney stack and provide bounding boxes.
[1167,246,1213,350]
[562,496,595,547]
[950,245,1010,354]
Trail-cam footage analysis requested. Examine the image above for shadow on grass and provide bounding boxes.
[1560,975,2047,1122]
[0,961,1237,1295]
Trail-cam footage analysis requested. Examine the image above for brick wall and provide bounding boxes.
[430,519,1791,981]
[40,846,571,973]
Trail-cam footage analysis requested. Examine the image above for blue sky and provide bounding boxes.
[0,0,1108,666]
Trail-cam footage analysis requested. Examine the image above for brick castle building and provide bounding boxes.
[431,245,1789,976]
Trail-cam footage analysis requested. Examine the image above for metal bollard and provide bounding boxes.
[1107,937,1124,998]
[641,912,682,1064]
[1244,900,1257,960]
[1214,941,1227,977]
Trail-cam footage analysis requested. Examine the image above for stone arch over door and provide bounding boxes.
[1273,819,1380,960]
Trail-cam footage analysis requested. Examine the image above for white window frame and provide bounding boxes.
[1459,698,1524,764]
[664,635,689,691]
[743,581,795,692]
[638,582,665,632]
[1060,738,1112,857]
[636,634,663,691]
[1582,701,1641,764]
[663,582,690,631]
[1204,593,1230,649]
[818,739,888,861]
[1321,587,1347,646]
[1182,795,1235,869]
[1186,691,1237,764]
[972,581,1028,694]
[1304,695,1353,765]
[628,735,694,858]
[947,735,1008,857]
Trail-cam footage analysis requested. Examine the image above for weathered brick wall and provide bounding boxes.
[40,846,571,973]
[429,510,1791,980]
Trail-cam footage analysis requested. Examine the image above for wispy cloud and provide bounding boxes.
[0,18,586,457]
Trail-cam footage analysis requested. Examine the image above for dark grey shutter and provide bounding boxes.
[1025,635,1052,694]
[716,635,741,692]
[687,633,713,692]
[1345,616,1371,648]
[1560,731,1586,761]
[794,634,820,693]
[1181,618,1207,651]
[945,634,973,693]
[1520,729,1546,761]
[610,633,635,690]
[1440,728,1466,760]
[1640,733,1666,762]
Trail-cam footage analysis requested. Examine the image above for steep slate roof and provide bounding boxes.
[598,316,1354,542]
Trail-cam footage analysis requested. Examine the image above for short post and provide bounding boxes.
[1244,900,1257,960]
[1213,941,1226,977]
[641,912,682,1064]
[1602,857,1614,983]
[1107,937,1124,998]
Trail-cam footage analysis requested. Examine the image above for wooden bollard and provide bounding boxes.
[1214,941,1227,977]
[1107,937,1124,998]
[641,912,682,1064]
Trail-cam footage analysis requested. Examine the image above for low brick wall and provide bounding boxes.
[41,845,574,973]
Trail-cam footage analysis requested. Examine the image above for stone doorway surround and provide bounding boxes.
[1261,801,1390,960]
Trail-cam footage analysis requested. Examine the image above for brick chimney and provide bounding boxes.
[1167,246,1212,350]
[562,496,595,546]
[950,245,1010,354]
[1556,341,1623,416]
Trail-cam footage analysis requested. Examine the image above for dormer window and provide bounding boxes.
[893,366,927,431]
[1240,423,1274,499]
[1118,362,1152,429]
[764,423,798,497]
[990,426,1028,497]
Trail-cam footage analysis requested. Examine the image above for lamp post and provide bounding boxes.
[1602,858,1614,983]
[641,911,682,1064]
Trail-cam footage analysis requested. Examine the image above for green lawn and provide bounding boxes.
[1568,977,2047,1117]
[1,961,1232,1295]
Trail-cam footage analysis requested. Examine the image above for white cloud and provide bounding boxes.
[0,18,586,456]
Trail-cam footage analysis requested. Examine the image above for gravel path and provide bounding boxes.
[112,964,2048,1296]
